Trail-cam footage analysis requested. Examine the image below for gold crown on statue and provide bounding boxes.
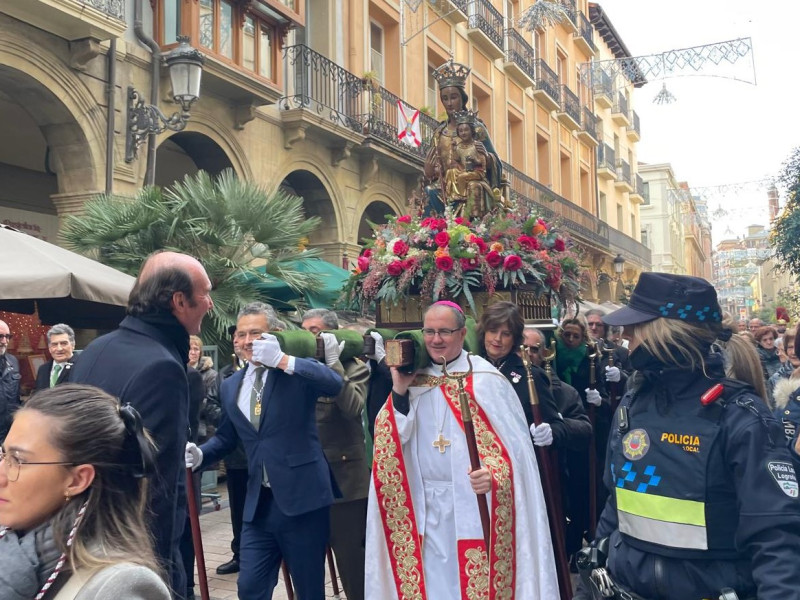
[433,60,471,89]
[453,109,479,125]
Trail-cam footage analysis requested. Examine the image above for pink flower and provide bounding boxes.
[486,250,503,268]
[393,240,409,257]
[387,261,404,277]
[553,238,566,252]
[503,254,523,271]
[435,256,454,271]
[434,231,451,247]
[362,248,372,258]
[461,257,479,270]
[357,256,370,272]
[517,235,540,251]
[397,215,412,224]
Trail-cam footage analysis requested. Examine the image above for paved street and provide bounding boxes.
[192,484,346,600]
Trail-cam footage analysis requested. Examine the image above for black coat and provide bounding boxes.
[34,359,73,391]
[0,353,21,442]
[70,315,190,596]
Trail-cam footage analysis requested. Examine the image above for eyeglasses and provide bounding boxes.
[0,446,76,482]
[524,344,541,353]
[421,328,460,339]
[0,334,12,341]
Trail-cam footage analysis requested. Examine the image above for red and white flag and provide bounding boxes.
[397,101,421,148]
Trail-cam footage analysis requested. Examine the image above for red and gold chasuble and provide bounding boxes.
[371,374,516,600]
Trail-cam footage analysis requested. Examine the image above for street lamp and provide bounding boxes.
[613,254,625,277]
[125,36,205,163]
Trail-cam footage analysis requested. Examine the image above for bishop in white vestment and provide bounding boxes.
[365,302,558,600]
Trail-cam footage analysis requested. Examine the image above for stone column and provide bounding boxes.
[50,191,103,235]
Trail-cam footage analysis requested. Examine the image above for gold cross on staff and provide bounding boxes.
[433,433,451,454]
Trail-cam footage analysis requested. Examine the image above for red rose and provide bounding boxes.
[486,250,503,268]
[435,218,448,231]
[470,235,488,254]
[454,217,471,226]
[420,217,435,229]
[387,260,404,277]
[435,256,454,271]
[503,254,523,271]
[461,257,479,270]
[393,240,409,257]
[402,257,416,270]
[517,235,539,251]
[397,215,412,224]
[434,231,451,247]
[357,256,370,272]
[553,238,566,252]
[362,248,372,258]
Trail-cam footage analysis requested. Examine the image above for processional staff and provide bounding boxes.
[587,341,599,539]
[520,345,572,600]
[602,341,619,413]
[440,354,491,549]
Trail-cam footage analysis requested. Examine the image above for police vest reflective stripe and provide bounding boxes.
[616,487,707,550]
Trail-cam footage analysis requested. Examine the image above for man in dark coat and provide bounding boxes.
[0,319,21,443]
[71,251,214,599]
[34,323,76,391]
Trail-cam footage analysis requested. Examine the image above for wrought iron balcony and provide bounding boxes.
[574,11,597,55]
[612,92,630,126]
[597,143,616,179]
[615,159,633,191]
[578,107,598,145]
[432,0,468,25]
[4,0,126,41]
[608,227,651,268]
[558,84,581,130]
[362,84,439,163]
[467,0,505,59]
[504,29,537,86]
[504,162,609,248]
[559,0,578,31]
[533,59,560,111]
[281,45,363,133]
[592,66,613,108]
[630,173,645,202]
[627,110,641,140]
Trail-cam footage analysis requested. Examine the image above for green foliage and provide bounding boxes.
[771,147,800,277]
[62,170,321,351]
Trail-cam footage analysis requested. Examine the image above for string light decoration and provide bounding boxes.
[653,82,677,105]
[518,0,567,31]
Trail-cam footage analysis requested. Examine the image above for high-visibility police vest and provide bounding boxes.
[608,384,745,560]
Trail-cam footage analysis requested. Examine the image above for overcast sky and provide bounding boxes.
[595,0,800,243]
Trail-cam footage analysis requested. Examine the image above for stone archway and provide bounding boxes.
[155,131,236,189]
[281,169,341,265]
[357,200,398,245]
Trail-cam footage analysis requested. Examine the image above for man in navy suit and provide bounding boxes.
[186,302,343,600]
[34,323,76,391]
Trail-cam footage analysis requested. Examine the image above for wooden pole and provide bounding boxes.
[185,468,210,600]
[326,546,342,600]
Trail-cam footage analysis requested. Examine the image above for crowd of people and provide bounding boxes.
[2,256,800,600]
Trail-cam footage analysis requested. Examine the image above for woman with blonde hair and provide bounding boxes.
[576,273,800,600]
[0,384,169,599]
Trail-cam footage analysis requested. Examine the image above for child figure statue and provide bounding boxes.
[443,109,500,219]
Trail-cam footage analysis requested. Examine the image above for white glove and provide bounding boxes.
[530,422,553,447]
[252,333,286,368]
[585,388,602,406]
[366,331,386,363]
[185,442,203,471]
[605,365,621,383]
[320,332,346,367]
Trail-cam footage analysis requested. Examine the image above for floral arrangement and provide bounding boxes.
[343,207,584,314]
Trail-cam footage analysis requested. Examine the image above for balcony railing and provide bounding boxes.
[598,143,616,171]
[592,66,612,98]
[616,159,632,185]
[628,110,641,137]
[608,227,652,267]
[467,0,504,50]
[503,162,609,248]
[614,92,629,117]
[81,0,125,20]
[632,174,645,198]
[560,0,577,27]
[582,108,598,141]
[576,11,596,52]
[505,28,537,82]
[363,85,439,161]
[534,59,560,104]
[281,45,364,133]
[559,84,581,124]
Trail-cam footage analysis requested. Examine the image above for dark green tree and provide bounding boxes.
[62,169,321,350]
[771,147,800,278]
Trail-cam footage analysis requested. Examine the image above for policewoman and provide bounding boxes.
[585,273,800,600]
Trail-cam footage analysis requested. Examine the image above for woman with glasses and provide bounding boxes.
[0,384,170,600]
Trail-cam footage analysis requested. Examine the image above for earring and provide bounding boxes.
[64,491,71,503]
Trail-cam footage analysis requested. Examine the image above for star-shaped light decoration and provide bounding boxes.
[518,0,567,31]
[653,82,677,105]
